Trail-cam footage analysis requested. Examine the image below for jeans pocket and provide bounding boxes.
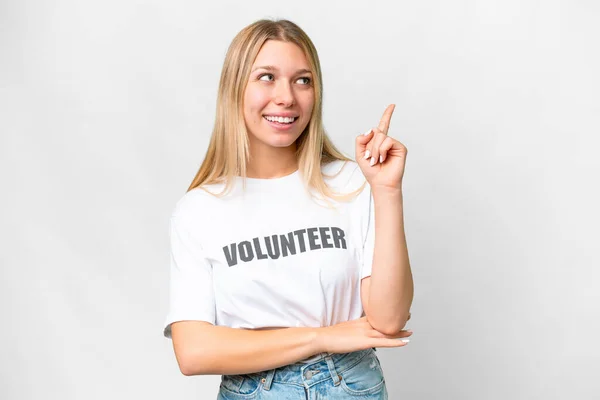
[219,374,263,399]
[338,351,386,396]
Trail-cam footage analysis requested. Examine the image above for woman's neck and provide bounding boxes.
[246,143,299,179]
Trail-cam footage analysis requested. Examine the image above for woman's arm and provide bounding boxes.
[171,316,411,376]
[171,321,320,376]
[354,104,413,336]
[366,187,414,335]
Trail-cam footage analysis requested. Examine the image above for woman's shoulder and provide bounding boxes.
[170,186,224,220]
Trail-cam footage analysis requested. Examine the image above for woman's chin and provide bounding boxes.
[249,131,302,149]
[267,138,299,148]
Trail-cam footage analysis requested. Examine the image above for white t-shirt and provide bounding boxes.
[162,159,375,361]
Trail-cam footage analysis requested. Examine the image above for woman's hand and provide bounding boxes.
[355,104,408,191]
[315,316,412,354]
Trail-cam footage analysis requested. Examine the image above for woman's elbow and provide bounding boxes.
[371,314,410,336]
[176,350,211,376]
[171,321,216,376]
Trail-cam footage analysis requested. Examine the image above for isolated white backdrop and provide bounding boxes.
[1,0,598,399]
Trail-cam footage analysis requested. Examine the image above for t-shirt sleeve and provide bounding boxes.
[360,185,376,280]
[163,213,216,339]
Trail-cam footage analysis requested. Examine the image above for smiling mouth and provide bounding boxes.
[262,115,298,125]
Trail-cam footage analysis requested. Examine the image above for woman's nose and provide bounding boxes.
[273,82,295,106]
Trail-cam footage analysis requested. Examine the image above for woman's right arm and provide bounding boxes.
[171,317,411,376]
[171,321,320,376]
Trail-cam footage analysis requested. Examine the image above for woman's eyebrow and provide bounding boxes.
[252,65,312,74]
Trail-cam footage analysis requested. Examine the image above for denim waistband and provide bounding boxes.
[298,351,334,363]
[244,347,377,390]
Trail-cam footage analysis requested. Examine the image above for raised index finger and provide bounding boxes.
[378,104,396,135]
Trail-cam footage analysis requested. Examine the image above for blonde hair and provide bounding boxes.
[186,19,366,205]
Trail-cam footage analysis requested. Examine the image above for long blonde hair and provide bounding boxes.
[187,19,366,204]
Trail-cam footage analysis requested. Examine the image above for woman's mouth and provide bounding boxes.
[263,115,298,131]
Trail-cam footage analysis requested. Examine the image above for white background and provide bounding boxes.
[1,0,599,399]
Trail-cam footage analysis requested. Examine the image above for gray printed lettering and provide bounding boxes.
[319,227,333,248]
[265,235,280,259]
[239,241,253,262]
[223,226,347,267]
[252,237,268,260]
[223,243,237,266]
[280,232,296,257]
[293,229,307,252]
[331,227,347,249]
[307,227,321,250]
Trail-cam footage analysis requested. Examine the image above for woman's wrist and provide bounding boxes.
[310,326,329,354]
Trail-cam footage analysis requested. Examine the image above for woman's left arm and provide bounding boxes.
[356,103,414,335]
[366,186,414,335]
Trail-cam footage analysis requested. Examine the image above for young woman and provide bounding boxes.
[163,19,414,399]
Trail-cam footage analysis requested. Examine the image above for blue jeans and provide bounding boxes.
[217,347,387,399]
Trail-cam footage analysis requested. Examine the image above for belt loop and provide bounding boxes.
[261,369,275,391]
[324,354,341,387]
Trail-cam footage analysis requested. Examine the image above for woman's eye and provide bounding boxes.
[258,73,274,82]
[257,74,311,85]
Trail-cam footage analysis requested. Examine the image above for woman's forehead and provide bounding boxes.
[252,41,310,72]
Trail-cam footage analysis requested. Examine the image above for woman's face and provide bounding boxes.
[243,40,315,151]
